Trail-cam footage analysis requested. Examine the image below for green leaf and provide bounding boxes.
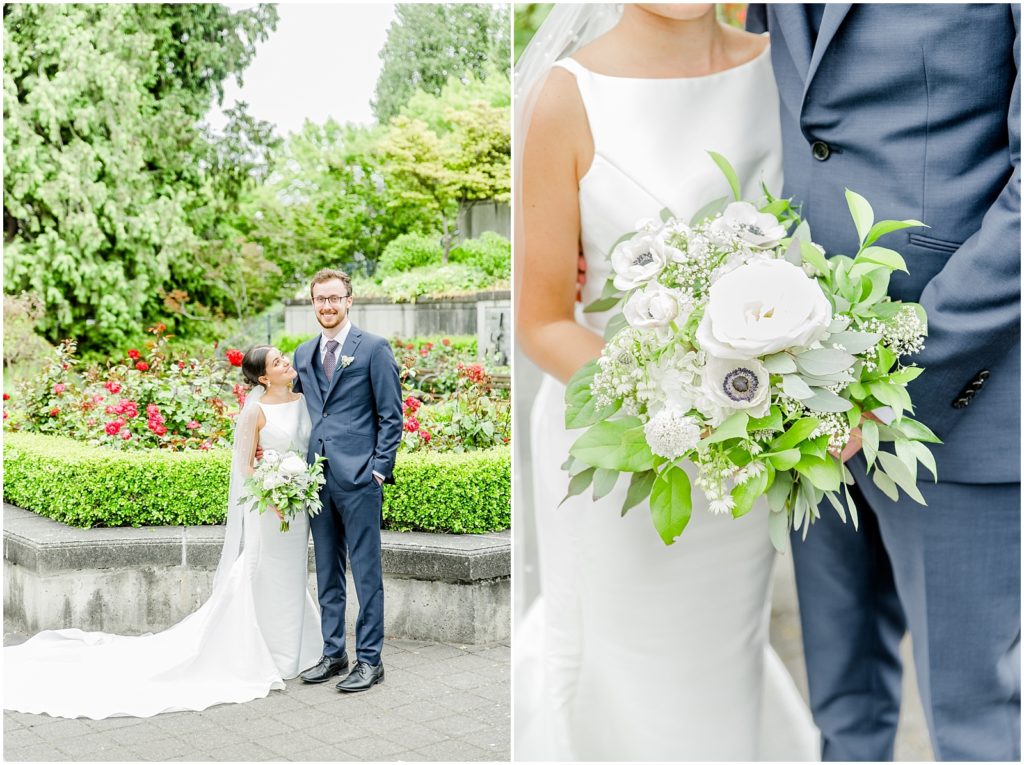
[824,490,847,523]
[863,219,927,249]
[603,312,629,341]
[799,238,830,276]
[599,277,620,300]
[795,455,842,492]
[766,470,793,513]
[768,506,789,553]
[903,440,938,482]
[888,366,924,384]
[827,331,882,355]
[868,381,906,418]
[592,468,619,501]
[747,406,783,433]
[732,466,771,518]
[583,295,623,314]
[564,362,620,429]
[861,268,891,306]
[795,348,857,376]
[559,468,595,507]
[843,481,859,530]
[871,301,905,319]
[689,195,729,226]
[702,411,749,445]
[768,448,802,471]
[772,417,821,451]
[877,451,926,504]
[621,470,656,516]
[893,417,942,444]
[799,434,830,460]
[570,417,657,472]
[857,246,908,273]
[802,387,854,413]
[760,198,791,217]
[894,439,920,481]
[871,466,900,502]
[782,374,814,400]
[659,207,674,223]
[649,466,692,544]
[861,418,880,468]
[763,353,797,374]
[708,151,742,201]
[845,188,874,248]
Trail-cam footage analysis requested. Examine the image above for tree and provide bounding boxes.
[372,3,510,124]
[3,4,278,351]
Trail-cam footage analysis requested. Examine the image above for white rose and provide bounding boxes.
[262,474,285,491]
[696,259,832,359]
[260,449,281,466]
[611,233,666,291]
[279,454,308,477]
[623,282,682,330]
[700,356,771,419]
[710,201,787,249]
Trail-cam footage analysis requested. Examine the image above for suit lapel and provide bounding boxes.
[770,4,815,85]
[323,325,363,405]
[802,4,853,108]
[297,337,324,411]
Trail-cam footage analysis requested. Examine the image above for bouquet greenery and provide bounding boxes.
[564,153,939,551]
[243,450,326,532]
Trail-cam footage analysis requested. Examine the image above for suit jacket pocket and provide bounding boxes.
[907,233,962,254]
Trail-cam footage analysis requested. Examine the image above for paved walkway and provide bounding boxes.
[3,636,510,762]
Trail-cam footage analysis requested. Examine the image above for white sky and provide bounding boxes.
[206,3,397,137]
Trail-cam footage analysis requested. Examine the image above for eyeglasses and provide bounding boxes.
[312,295,351,306]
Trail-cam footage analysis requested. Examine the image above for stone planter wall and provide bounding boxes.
[3,504,509,644]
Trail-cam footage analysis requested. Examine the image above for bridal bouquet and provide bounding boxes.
[243,450,327,532]
[564,153,940,551]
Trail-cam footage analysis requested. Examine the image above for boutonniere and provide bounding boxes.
[340,355,355,368]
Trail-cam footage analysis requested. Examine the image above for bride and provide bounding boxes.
[515,5,818,760]
[4,346,322,719]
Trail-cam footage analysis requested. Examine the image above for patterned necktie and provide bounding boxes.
[323,339,340,381]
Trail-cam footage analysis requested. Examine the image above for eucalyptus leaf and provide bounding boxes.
[871,301,905,319]
[659,206,674,223]
[570,417,657,472]
[583,295,623,314]
[649,466,692,545]
[843,481,859,530]
[621,470,656,516]
[824,490,847,523]
[783,374,814,400]
[783,236,803,266]
[763,352,797,374]
[768,507,790,553]
[592,468,620,501]
[559,468,595,507]
[793,488,807,532]
[863,218,927,249]
[599,277,621,300]
[795,348,856,376]
[871,466,900,502]
[708,150,742,201]
[828,330,882,355]
[766,471,793,513]
[828,315,851,333]
[861,418,880,468]
[603,311,629,341]
[801,388,854,413]
[845,188,874,247]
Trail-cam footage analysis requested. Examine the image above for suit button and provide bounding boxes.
[964,388,976,398]
[953,397,971,409]
[811,140,831,161]
[323,413,329,418]
[969,380,985,391]
[977,369,990,381]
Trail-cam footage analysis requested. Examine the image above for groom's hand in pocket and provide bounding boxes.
[834,410,883,463]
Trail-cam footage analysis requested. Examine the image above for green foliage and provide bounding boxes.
[3,4,279,351]
[4,432,509,533]
[448,232,510,278]
[376,264,496,303]
[514,4,553,63]
[385,446,510,533]
[372,4,509,123]
[377,233,444,277]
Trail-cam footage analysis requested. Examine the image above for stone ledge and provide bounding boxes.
[3,504,510,583]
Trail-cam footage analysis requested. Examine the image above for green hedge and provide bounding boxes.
[376,233,443,277]
[448,232,511,278]
[3,433,510,533]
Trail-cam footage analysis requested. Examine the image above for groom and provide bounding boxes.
[291,269,402,692]
[748,5,1020,761]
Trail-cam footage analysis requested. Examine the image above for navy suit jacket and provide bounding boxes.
[292,326,403,489]
[748,3,1020,483]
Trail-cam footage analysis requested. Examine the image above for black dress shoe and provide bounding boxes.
[300,654,349,684]
[335,661,384,693]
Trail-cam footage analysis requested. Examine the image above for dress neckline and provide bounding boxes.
[567,41,770,83]
[259,394,303,407]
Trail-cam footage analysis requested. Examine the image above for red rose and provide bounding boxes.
[406,344,414,350]
[49,407,60,417]
[154,425,168,436]
[121,430,132,441]
[419,430,431,443]
[420,348,429,357]
[199,440,211,451]
[92,394,104,403]
[441,338,451,347]
[52,383,66,395]
[3,393,10,401]
[424,342,434,351]
[226,349,244,367]
[178,361,186,369]
[127,349,140,360]
[404,418,419,432]
[3,411,7,421]
[135,361,149,372]
[104,381,121,394]
[105,421,122,436]
[186,420,200,430]
[146,404,160,417]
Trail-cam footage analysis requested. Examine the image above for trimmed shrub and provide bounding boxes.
[376,233,443,277]
[4,433,510,533]
[378,263,495,303]
[386,446,510,533]
[448,232,511,278]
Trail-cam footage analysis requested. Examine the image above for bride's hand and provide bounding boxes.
[833,410,883,462]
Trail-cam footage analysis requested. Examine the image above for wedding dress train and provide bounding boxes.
[516,50,820,760]
[4,395,322,719]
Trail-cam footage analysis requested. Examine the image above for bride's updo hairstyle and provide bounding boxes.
[241,345,273,388]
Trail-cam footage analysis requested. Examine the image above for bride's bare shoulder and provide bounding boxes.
[525,66,587,144]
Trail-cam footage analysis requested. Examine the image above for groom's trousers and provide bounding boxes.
[792,453,1020,761]
[310,472,385,666]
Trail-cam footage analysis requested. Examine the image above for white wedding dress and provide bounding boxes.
[4,395,322,719]
[517,49,820,761]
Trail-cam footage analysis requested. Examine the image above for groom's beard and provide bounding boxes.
[316,306,348,330]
